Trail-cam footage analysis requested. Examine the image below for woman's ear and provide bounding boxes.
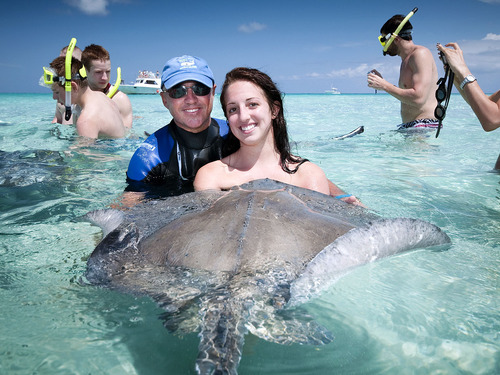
[272,101,280,119]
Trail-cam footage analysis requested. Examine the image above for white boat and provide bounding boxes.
[120,71,161,95]
[325,86,341,94]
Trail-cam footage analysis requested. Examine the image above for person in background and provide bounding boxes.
[52,44,82,124]
[437,42,500,170]
[49,56,125,139]
[367,11,439,130]
[81,44,133,129]
[194,67,363,206]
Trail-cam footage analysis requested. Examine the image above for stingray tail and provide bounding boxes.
[195,291,249,375]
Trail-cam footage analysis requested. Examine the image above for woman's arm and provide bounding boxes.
[437,42,500,131]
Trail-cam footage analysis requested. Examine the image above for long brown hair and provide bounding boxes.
[220,67,306,173]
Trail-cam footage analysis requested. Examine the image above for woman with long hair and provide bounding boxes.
[194,67,330,194]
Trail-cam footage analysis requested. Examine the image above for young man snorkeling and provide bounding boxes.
[52,44,82,125]
[367,8,439,130]
[82,44,133,129]
[46,56,126,139]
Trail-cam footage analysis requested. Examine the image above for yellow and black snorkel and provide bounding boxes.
[64,38,77,121]
[379,7,418,55]
[107,67,121,98]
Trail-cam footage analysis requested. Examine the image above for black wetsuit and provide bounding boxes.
[126,118,230,197]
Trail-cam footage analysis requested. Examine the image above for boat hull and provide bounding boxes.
[120,85,160,95]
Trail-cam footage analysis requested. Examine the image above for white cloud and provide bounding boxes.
[455,38,500,72]
[238,22,267,33]
[483,33,500,41]
[478,0,500,3]
[65,0,109,16]
[326,63,371,78]
[306,72,321,78]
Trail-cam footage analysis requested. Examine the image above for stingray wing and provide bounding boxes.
[290,218,451,305]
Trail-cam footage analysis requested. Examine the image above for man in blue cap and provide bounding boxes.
[126,55,230,197]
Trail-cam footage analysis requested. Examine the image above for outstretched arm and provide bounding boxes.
[437,42,500,132]
[327,179,365,207]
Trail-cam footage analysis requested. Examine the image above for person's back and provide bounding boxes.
[82,44,133,129]
[76,88,125,138]
[48,56,125,139]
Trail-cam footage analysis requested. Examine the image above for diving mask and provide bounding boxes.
[40,66,87,88]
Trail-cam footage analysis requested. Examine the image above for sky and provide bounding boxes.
[1,0,499,94]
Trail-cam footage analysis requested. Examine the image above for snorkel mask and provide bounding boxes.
[41,65,86,86]
[378,7,418,55]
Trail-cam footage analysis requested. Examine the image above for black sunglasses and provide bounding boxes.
[165,83,211,99]
[434,52,454,138]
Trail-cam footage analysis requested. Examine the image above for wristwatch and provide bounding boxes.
[460,74,476,90]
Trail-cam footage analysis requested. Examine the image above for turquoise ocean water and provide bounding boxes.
[0,92,498,374]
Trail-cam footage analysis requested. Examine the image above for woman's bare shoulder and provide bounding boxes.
[194,160,228,191]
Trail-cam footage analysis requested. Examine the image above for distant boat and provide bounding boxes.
[120,71,161,95]
[325,86,341,95]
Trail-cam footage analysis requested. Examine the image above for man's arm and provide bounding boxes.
[114,91,133,128]
[368,48,434,107]
[53,102,73,124]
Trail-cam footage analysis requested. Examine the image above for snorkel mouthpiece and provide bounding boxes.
[64,38,77,121]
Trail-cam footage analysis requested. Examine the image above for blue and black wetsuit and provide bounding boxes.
[126,118,229,197]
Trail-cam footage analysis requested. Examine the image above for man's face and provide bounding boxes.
[51,83,65,104]
[87,59,111,91]
[161,80,215,133]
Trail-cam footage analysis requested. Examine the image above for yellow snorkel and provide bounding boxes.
[64,38,77,121]
[107,67,121,98]
[379,7,418,54]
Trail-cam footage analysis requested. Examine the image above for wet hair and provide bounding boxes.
[49,56,88,88]
[220,67,306,174]
[60,45,82,60]
[381,15,413,41]
[81,44,110,70]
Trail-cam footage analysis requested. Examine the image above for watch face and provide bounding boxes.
[461,75,475,89]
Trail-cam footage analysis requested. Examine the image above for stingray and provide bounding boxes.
[84,179,450,374]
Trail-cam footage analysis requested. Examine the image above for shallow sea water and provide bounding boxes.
[0,93,498,374]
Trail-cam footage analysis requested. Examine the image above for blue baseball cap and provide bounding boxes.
[161,55,214,90]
